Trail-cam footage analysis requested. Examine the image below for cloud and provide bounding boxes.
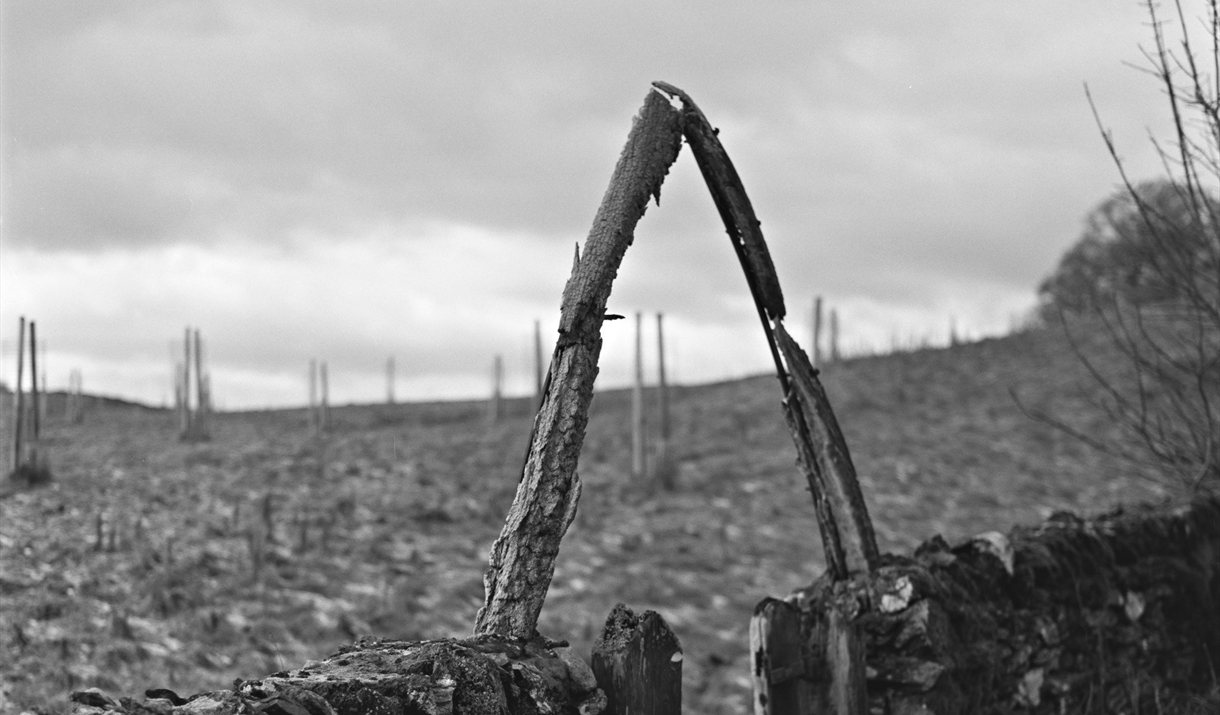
[3,0,1172,252]
[1,0,1202,405]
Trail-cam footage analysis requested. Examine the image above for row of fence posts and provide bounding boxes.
[486,320,548,426]
[480,315,675,485]
[9,316,51,482]
[154,307,962,443]
[291,303,963,440]
[176,326,211,442]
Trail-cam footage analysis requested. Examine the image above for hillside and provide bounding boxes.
[0,325,1173,714]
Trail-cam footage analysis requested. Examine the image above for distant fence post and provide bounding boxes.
[178,327,210,441]
[812,296,823,368]
[320,360,330,432]
[829,308,839,363]
[66,368,84,424]
[487,355,502,424]
[9,316,50,483]
[29,320,40,441]
[193,328,207,437]
[631,312,646,481]
[173,358,183,420]
[308,359,318,433]
[592,603,682,715]
[386,356,395,405]
[654,312,673,489]
[181,327,192,436]
[533,320,544,411]
[12,317,26,475]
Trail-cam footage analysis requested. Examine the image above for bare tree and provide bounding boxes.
[1031,0,1220,497]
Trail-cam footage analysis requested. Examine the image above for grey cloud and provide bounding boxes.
[1,0,1179,306]
[0,0,1113,250]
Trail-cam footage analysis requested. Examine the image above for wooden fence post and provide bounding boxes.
[812,296,823,368]
[750,598,814,715]
[386,356,395,405]
[66,369,82,424]
[533,320,544,411]
[632,312,646,480]
[193,328,207,438]
[308,359,318,433]
[751,599,867,715]
[320,360,330,432]
[180,327,192,437]
[592,604,682,715]
[655,312,673,489]
[29,321,40,441]
[173,360,182,419]
[12,317,26,475]
[823,608,866,715]
[41,347,48,425]
[10,317,50,483]
[829,309,839,363]
[177,328,210,441]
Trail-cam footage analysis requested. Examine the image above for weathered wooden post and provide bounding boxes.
[631,312,646,480]
[812,296,823,368]
[11,317,26,475]
[949,315,959,346]
[592,604,683,715]
[751,599,813,713]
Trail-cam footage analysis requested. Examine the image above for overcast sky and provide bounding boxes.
[0,0,1195,409]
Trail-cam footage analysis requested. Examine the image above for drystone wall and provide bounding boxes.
[768,495,1220,714]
